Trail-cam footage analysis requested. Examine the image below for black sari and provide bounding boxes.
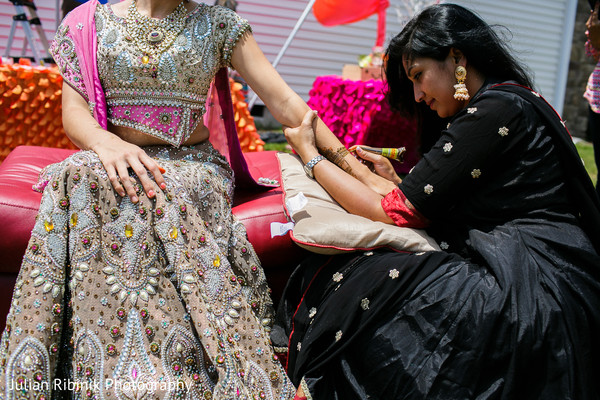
[274,82,600,399]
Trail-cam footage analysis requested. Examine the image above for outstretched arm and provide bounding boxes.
[230,32,385,183]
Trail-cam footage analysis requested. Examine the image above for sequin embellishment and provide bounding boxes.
[113,309,157,397]
[102,198,159,305]
[5,337,51,398]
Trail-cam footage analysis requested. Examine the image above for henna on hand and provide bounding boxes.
[322,146,355,176]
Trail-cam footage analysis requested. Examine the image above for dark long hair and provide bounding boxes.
[385,4,534,124]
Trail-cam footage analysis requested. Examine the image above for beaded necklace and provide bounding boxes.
[126,0,188,66]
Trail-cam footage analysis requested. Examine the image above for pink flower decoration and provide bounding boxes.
[307,76,420,174]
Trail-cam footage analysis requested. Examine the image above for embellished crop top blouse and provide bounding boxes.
[51,3,251,147]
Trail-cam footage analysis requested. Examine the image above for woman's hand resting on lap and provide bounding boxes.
[92,136,167,204]
[61,83,166,204]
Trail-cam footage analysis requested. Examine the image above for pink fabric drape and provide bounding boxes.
[65,0,107,128]
[207,69,263,189]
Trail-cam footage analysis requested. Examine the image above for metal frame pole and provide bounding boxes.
[4,3,41,62]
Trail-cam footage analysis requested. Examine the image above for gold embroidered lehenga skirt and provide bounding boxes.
[0,142,295,399]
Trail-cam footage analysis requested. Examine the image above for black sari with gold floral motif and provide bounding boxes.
[274,81,600,399]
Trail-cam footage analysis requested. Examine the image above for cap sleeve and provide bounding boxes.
[210,6,252,68]
[49,13,88,101]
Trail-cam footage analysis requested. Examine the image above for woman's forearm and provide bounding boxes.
[231,33,395,193]
[310,158,394,223]
[62,105,122,152]
[61,83,123,151]
[275,92,374,180]
[231,33,372,178]
[286,111,398,221]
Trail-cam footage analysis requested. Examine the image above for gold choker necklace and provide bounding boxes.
[126,0,188,65]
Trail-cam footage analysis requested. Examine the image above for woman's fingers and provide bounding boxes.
[118,158,168,202]
[283,110,317,137]
[96,141,169,202]
[147,158,167,192]
[356,146,382,162]
[107,166,127,198]
[116,164,138,203]
[128,157,159,200]
[356,147,398,182]
[284,110,319,156]
[303,109,318,127]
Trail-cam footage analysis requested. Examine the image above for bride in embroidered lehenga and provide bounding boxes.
[0,0,354,398]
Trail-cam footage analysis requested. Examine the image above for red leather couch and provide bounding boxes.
[0,146,307,332]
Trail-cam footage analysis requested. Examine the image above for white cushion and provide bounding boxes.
[278,152,440,254]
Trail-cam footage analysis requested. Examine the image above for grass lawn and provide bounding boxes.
[576,140,597,186]
[264,134,598,188]
[263,142,290,152]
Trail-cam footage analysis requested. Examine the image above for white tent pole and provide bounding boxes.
[247,0,317,110]
[271,0,317,69]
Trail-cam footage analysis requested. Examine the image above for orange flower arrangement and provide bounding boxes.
[0,58,76,162]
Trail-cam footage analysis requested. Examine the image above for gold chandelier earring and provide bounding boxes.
[453,66,470,101]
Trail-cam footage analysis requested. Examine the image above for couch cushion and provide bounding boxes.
[233,150,307,270]
[278,152,439,254]
[234,151,308,300]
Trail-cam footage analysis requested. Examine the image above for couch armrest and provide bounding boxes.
[0,147,77,273]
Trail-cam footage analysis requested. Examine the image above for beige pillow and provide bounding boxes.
[277,152,440,254]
